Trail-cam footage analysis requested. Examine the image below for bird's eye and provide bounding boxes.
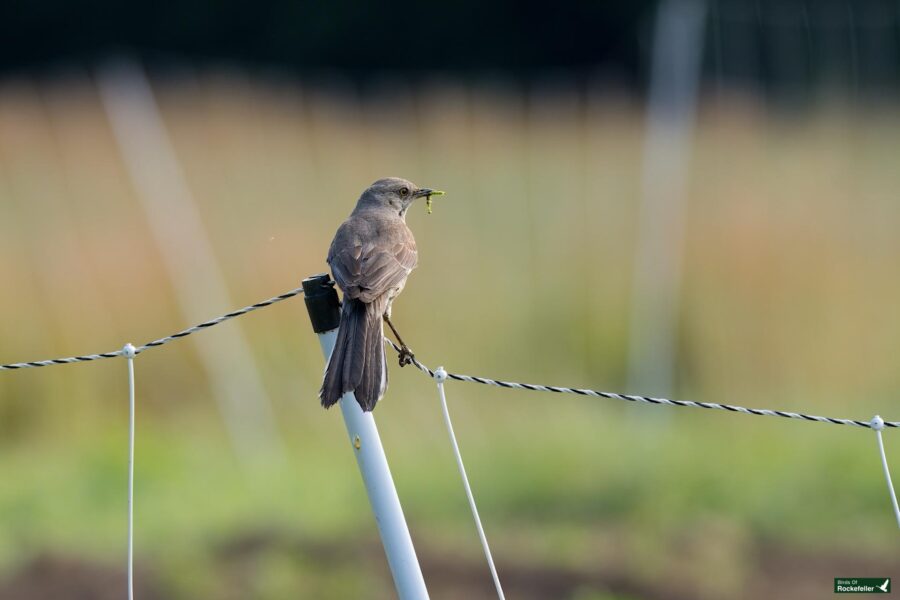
[399,187,409,196]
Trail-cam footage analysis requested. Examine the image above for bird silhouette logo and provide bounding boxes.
[878,579,890,593]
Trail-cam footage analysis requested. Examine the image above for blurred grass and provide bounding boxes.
[0,71,899,598]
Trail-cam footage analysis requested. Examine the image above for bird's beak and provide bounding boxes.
[414,188,444,199]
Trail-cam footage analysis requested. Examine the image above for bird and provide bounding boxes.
[320,177,443,412]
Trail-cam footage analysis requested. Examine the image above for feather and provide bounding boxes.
[319,296,388,411]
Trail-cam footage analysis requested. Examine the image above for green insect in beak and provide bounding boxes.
[425,190,444,214]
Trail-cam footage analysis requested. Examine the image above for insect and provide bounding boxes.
[425,190,444,214]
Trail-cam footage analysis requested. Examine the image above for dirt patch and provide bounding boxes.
[0,534,894,600]
[0,554,165,600]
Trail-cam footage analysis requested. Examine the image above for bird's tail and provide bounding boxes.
[319,297,388,411]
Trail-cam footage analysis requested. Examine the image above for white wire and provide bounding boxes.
[434,368,505,600]
[871,415,900,529]
[124,344,136,600]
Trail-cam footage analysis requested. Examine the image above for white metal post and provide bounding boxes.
[303,274,429,600]
[628,0,706,402]
[98,60,286,464]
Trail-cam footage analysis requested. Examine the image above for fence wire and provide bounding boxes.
[387,340,900,530]
[385,340,900,430]
[0,287,303,370]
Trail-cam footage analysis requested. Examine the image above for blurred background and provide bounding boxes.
[1,0,899,598]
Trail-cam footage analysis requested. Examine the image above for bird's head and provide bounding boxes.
[356,177,444,219]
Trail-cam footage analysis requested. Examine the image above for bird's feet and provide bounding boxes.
[398,345,416,368]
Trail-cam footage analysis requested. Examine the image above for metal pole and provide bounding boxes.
[98,60,286,464]
[302,274,429,600]
[628,0,706,405]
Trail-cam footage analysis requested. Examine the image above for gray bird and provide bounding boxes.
[320,177,443,411]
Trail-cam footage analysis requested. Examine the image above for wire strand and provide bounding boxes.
[123,344,136,600]
[871,416,900,529]
[434,368,505,599]
[385,339,899,430]
[0,287,303,371]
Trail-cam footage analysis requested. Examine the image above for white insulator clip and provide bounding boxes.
[122,343,137,359]
[434,366,448,383]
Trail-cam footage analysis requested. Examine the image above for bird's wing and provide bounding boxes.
[329,228,418,304]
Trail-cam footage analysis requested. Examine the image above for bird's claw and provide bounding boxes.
[398,346,415,367]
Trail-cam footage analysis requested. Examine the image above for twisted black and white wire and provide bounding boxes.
[385,340,899,430]
[0,287,304,371]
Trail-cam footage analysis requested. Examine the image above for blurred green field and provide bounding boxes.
[0,72,899,599]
